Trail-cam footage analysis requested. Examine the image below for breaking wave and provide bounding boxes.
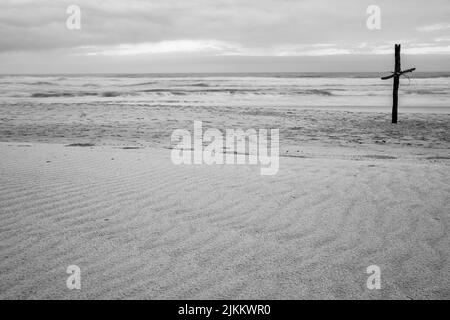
[405,89,447,95]
[29,88,336,98]
[31,92,98,98]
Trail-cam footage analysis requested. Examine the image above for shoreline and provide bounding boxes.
[1,107,449,154]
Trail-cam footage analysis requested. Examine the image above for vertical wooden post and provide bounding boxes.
[381,44,415,123]
[392,44,401,123]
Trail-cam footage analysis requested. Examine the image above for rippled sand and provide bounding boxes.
[1,102,449,299]
[0,141,449,299]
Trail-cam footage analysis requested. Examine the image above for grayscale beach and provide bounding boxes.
[1,73,449,299]
[2,0,450,302]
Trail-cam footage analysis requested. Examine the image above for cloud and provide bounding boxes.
[1,0,449,53]
[370,44,450,55]
[435,37,450,42]
[0,0,449,72]
[417,23,450,32]
[81,40,450,57]
[84,40,242,56]
[82,41,354,57]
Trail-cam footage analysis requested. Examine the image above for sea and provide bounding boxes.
[0,72,449,113]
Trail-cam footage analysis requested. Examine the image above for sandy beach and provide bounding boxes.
[1,107,449,299]
[1,0,450,304]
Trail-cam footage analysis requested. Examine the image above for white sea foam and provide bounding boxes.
[0,73,449,113]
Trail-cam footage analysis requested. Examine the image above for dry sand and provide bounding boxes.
[0,141,449,299]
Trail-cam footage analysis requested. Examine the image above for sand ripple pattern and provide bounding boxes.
[0,143,449,299]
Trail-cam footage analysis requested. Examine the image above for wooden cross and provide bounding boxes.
[381,44,416,123]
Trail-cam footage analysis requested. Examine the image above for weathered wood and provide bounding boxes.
[381,44,415,124]
[400,68,416,75]
[381,73,395,80]
[381,67,415,80]
[392,44,401,123]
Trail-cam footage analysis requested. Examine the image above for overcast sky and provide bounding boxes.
[0,0,449,73]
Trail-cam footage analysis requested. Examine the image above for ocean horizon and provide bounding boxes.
[1,72,449,114]
[2,71,450,77]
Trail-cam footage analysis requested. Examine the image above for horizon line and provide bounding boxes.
[2,70,450,76]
